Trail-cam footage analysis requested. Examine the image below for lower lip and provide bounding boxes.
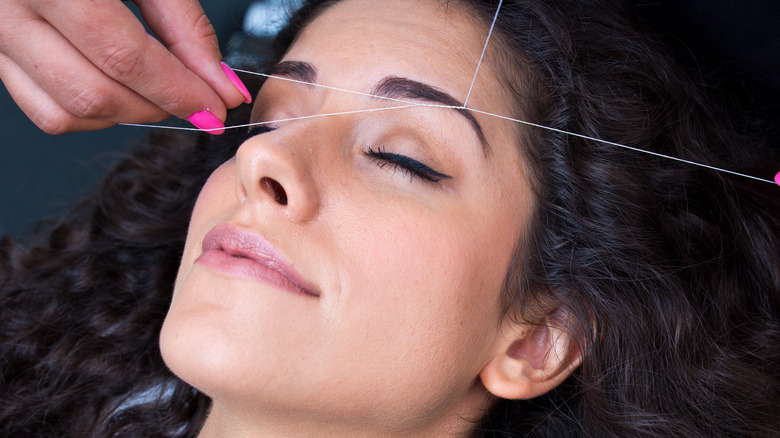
[196,249,313,297]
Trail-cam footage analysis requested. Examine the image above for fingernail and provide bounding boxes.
[775,170,780,186]
[222,62,252,104]
[187,109,225,135]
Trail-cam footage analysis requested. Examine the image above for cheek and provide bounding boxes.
[175,160,237,285]
[321,196,514,401]
[345,208,510,329]
[331,169,524,335]
[162,160,242,389]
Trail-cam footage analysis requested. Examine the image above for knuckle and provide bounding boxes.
[99,45,145,83]
[193,13,217,42]
[158,92,189,116]
[66,87,115,119]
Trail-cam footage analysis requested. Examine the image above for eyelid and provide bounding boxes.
[365,146,451,184]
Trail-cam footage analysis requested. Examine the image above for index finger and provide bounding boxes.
[134,0,253,107]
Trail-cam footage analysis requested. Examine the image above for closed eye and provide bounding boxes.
[365,146,451,183]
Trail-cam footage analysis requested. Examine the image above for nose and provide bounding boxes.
[234,131,321,222]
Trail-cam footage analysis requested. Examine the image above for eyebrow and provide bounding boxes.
[268,60,489,151]
[269,60,318,85]
[370,76,489,151]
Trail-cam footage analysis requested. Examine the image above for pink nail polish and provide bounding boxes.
[187,110,225,135]
[222,62,252,104]
[775,170,780,186]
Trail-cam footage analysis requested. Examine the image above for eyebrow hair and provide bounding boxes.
[268,61,489,152]
[371,76,489,152]
[268,60,318,85]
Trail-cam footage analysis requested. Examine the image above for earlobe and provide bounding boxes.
[480,308,582,400]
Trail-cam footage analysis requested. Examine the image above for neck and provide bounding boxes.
[197,387,494,438]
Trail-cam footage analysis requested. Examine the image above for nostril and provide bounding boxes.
[260,177,288,205]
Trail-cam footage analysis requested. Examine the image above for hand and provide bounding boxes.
[0,0,253,135]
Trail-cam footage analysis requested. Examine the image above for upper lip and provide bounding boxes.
[201,223,319,297]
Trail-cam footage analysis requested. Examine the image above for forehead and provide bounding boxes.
[283,0,520,152]
[288,0,491,102]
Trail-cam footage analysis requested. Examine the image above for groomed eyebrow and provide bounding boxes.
[371,76,489,152]
[268,60,318,85]
[268,61,489,152]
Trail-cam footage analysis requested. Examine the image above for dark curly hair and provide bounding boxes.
[2,0,778,437]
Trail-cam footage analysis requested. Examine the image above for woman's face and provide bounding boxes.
[161,0,533,434]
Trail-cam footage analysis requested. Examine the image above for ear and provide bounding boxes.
[479,307,582,400]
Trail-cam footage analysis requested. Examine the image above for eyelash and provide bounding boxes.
[243,126,450,184]
[365,146,451,183]
[247,124,276,137]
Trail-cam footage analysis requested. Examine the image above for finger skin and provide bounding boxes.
[0,5,169,127]
[33,0,232,121]
[135,0,250,108]
[0,53,115,134]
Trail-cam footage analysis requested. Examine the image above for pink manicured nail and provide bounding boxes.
[222,62,252,104]
[187,110,225,135]
[775,170,780,186]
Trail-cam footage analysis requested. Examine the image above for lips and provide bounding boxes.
[196,223,318,297]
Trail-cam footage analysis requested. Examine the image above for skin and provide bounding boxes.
[0,0,245,133]
[160,0,542,436]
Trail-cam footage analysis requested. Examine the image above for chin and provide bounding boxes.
[159,299,235,395]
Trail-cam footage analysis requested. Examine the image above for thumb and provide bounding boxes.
[136,0,253,108]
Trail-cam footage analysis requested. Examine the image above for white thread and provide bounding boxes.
[117,0,776,186]
[467,108,777,185]
[118,123,205,131]
[119,77,775,184]
[120,96,775,184]
[463,0,503,108]
[119,103,440,132]
[233,69,420,106]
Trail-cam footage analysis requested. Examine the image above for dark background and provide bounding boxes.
[1,0,778,239]
[0,0,257,238]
